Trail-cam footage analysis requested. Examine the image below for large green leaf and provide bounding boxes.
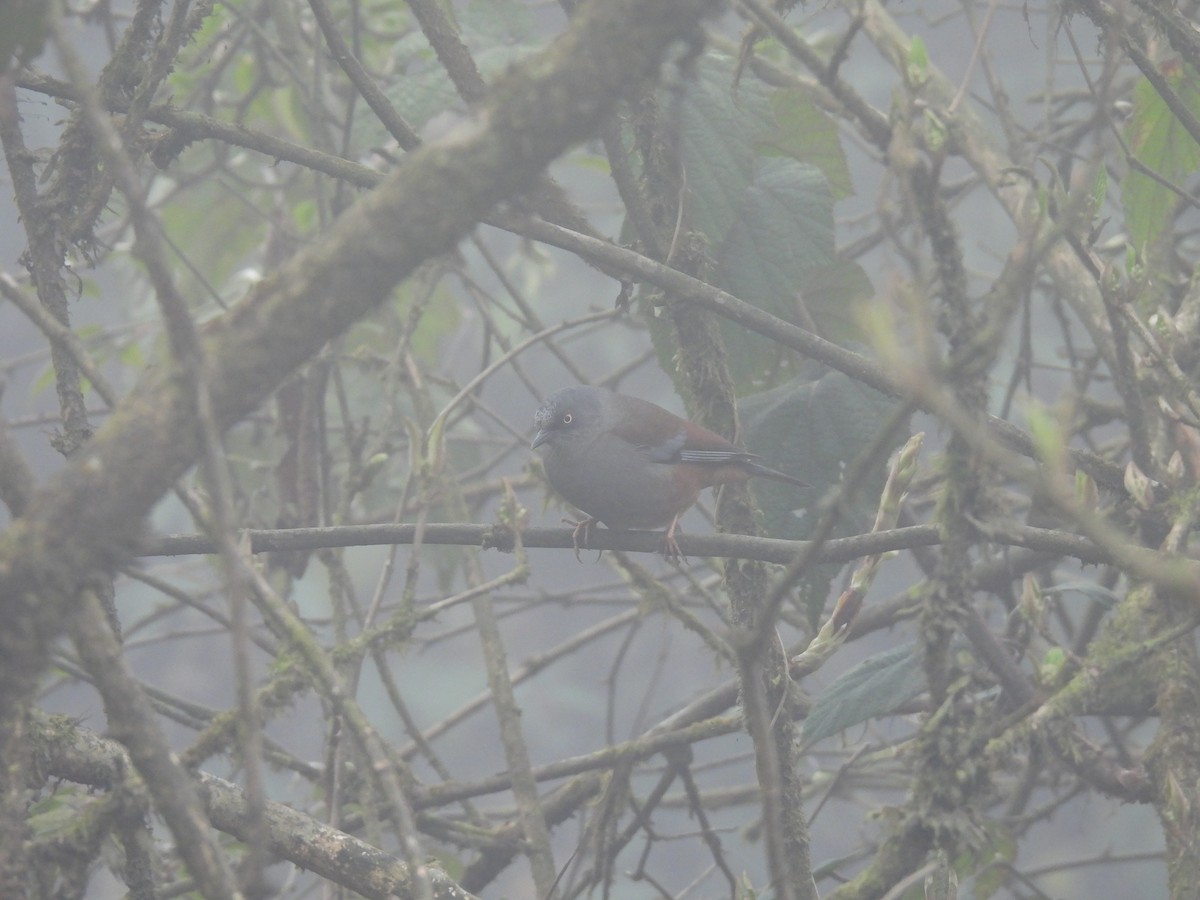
[714,157,833,311]
[678,54,775,247]
[742,367,905,539]
[667,53,868,390]
[1123,62,1200,251]
[742,369,908,618]
[0,0,48,72]
[802,641,925,744]
[364,0,541,147]
[645,50,892,605]
[711,159,841,386]
[759,88,854,198]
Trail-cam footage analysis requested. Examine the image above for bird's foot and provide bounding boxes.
[563,516,599,562]
[661,517,686,562]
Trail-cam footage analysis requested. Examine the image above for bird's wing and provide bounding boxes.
[606,394,751,465]
[677,448,759,465]
[605,395,692,461]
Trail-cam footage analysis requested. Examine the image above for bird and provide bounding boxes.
[531,385,808,558]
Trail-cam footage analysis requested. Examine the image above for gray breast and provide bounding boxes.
[542,431,685,529]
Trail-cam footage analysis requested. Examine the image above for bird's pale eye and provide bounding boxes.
[562,413,573,425]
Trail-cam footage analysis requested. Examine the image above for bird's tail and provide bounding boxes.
[745,461,809,488]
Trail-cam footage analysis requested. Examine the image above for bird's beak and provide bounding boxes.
[531,429,550,451]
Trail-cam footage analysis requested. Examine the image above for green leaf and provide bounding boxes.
[793,259,876,343]
[973,861,1006,898]
[802,641,925,743]
[759,89,854,198]
[1123,62,1200,250]
[969,823,1017,898]
[118,340,145,369]
[31,363,56,398]
[372,0,540,140]
[669,52,870,389]
[717,158,834,291]
[1090,163,1108,211]
[1023,400,1065,465]
[292,199,318,233]
[706,158,843,388]
[0,0,48,72]
[742,367,906,538]
[1039,646,1067,683]
[233,50,256,95]
[678,54,774,247]
[713,159,832,330]
[647,50,866,391]
[906,35,928,84]
[160,190,262,298]
[705,158,840,388]
[463,0,535,45]
[379,52,460,135]
[922,108,948,154]
[1041,580,1119,607]
[742,368,908,618]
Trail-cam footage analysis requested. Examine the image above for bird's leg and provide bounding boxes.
[662,515,686,561]
[562,515,598,562]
